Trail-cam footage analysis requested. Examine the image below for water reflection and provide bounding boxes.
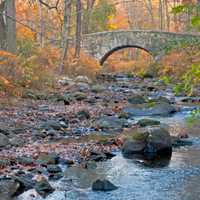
[123,153,172,168]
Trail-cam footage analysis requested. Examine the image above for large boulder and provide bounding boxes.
[146,127,172,154]
[122,127,172,157]
[11,173,36,192]
[122,140,146,155]
[0,178,20,199]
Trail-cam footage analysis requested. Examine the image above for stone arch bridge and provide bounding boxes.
[82,30,200,65]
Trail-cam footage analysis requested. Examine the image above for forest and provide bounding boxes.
[0,0,200,200]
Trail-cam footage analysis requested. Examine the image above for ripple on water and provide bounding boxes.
[18,110,200,200]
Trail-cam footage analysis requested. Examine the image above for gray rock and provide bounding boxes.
[122,127,172,156]
[96,116,127,130]
[37,153,59,165]
[58,77,75,86]
[91,85,105,93]
[0,159,11,168]
[9,136,25,147]
[146,127,172,154]
[35,178,54,198]
[92,179,118,191]
[47,165,62,173]
[12,173,35,191]
[137,119,160,127]
[0,133,9,148]
[171,136,193,148]
[89,151,107,162]
[73,92,87,101]
[75,75,91,84]
[77,110,90,120]
[123,102,176,117]
[0,178,20,199]
[48,172,63,181]
[128,95,146,104]
[40,120,67,131]
[17,156,34,165]
[122,139,146,154]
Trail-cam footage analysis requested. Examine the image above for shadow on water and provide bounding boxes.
[123,152,172,168]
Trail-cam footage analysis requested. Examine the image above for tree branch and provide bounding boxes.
[38,0,60,10]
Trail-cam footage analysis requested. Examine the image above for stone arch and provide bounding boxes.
[99,45,153,65]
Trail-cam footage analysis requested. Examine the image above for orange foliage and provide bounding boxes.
[64,49,101,78]
[159,46,200,79]
[104,49,153,75]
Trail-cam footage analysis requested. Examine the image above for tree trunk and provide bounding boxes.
[59,0,71,74]
[83,0,95,34]
[164,0,170,31]
[5,0,16,53]
[145,0,155,28]
[37,0,45,47]
[0,1,6,50]
[159,0,164,30]
[74,0,82,58]
[0,0,16,53]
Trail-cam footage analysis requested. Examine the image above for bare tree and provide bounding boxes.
[74,0,82,58]
[0,0,16,53]
[83,0,96,34]
[59,0,71,74]
[0,1,6,50]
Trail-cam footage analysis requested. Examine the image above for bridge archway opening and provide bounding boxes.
[100,45,154,73]
[100,45,153,66]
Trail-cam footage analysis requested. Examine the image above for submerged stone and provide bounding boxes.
[92,179,118,191]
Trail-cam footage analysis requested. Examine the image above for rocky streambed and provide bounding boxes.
[0,74,199,200]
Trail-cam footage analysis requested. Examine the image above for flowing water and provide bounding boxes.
[17,75,200,200]
[18,109,200,200]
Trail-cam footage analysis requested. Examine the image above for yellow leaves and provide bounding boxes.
[107,11,129,30]
[17,27,36,40]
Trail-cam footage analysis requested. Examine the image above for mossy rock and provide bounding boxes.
[131,131,149,141]
[137,119,160,127]
[91,85,105,93]
[128,95,146,104]
[22,89,48,100]
[73,92,87,101]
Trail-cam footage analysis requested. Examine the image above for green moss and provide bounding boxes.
[147,100,156,108]
[132,131,148,141]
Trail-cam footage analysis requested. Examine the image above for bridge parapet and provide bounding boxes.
[82,30,200,65]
